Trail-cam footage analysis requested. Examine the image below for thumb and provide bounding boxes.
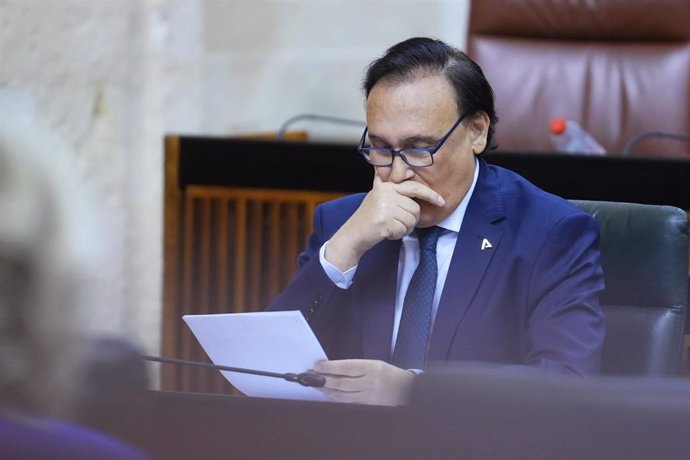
[372,174,383,187]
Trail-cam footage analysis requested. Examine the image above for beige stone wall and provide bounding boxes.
[203,0,469,139]
[0,0,469,355]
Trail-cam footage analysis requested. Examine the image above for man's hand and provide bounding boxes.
[324,176,445,271]
[314,359,416,406]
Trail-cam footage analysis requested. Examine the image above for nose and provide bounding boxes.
[388,155,414,183]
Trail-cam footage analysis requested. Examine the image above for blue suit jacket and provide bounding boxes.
[270,159,605,375]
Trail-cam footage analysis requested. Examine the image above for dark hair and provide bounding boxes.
[363,37,498,152]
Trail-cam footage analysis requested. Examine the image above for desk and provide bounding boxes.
[84,369,690,460]
[135,391,400,460]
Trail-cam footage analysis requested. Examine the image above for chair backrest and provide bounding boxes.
[572,200,688,375]
[468,0,690,157]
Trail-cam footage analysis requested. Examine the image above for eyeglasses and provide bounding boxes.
[357,114,467,168]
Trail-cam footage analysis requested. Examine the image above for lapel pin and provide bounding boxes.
[481,238,493,250]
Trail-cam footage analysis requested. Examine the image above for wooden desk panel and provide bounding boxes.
[163,137,343,391]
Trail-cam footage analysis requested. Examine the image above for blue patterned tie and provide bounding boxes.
[391,226,441,369]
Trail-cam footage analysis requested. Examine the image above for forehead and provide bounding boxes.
[365,74,458,134]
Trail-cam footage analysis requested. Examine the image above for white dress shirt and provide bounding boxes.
[320,158,480,353]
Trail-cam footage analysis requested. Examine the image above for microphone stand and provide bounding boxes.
[275,113,365,140]
[622,131,690,157]
[143,355,325,388]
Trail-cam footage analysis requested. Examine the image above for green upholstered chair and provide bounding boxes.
[572,200,689,375]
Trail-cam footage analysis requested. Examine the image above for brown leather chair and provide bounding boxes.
[468,0,690,157]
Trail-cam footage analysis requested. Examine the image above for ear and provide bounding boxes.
[467,112,490,155]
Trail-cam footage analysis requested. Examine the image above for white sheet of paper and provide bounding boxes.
[183,311,329,401]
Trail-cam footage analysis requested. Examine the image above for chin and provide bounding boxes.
[417,203,448,228]
[417,213,437,228]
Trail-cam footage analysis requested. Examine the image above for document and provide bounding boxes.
[183,311,329,401]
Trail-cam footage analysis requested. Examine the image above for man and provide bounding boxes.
[269,37,605,406]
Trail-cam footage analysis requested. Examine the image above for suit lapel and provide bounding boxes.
[428,159,506,361]
[359,239,400,361]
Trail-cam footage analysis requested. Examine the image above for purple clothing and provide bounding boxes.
[0,413,148,460]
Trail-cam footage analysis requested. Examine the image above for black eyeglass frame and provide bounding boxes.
[357,113,467,168]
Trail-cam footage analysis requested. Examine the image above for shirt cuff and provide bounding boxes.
[319,240,357,289]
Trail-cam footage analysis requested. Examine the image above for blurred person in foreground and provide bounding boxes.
[0,94,148,459]
[269,37,605,406]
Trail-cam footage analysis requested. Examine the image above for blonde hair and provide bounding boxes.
[0,92,103,415]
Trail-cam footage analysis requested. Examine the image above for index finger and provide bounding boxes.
[314,359,367,377]
[395,181,445,207]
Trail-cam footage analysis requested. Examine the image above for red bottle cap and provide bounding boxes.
[550,117,566,135]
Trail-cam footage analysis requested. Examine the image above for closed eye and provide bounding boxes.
[367,135,389,149]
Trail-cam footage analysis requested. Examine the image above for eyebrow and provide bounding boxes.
[368,133,440,146]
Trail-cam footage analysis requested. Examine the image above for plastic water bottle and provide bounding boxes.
[549,117,606,155]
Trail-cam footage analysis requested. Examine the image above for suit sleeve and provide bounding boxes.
[522,211,606,375]
[266,204,352,352]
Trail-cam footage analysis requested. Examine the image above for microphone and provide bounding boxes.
[622,131,690,157]
[143,355,326,388]
[275,113,365,140]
